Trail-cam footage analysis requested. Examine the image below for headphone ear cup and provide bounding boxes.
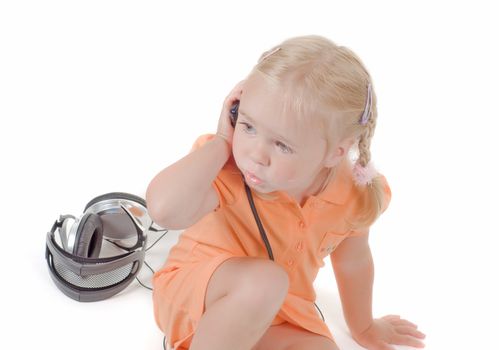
[73,213,104,258]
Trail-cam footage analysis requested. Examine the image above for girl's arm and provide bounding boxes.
[331,234,374,337]
[331,235,426,349]
[146,135,230,229]
[146,80,244,230]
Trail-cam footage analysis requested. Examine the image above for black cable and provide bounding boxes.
[243,181,274,260]
[315,302,325,322]
[135,259,156,290]
[103,238,132,251]
[104,227,167,252]
[135,276,152,291]
[129,227,168,291]
[143,259,154,273]
[146,229,169,251]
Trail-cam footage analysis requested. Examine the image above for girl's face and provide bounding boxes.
[232,73,333,203]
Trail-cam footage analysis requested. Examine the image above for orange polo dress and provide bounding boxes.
[152,134,392,349]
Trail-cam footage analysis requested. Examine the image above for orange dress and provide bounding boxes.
[152,134,392,349]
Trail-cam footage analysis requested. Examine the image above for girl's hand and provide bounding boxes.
[353,315,426,350]
[216,80,245,146]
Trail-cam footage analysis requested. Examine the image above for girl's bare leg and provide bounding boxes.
[189,257,289,350]
[252,322,339,350]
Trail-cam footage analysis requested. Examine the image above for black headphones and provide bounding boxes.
[45,192,153,302]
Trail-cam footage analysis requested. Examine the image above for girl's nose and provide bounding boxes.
[249,142,270,166]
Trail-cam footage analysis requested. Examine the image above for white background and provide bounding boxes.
[1,1,498,349]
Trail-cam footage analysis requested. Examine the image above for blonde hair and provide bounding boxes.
[245,35,387,230]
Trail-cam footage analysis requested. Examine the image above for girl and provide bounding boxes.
[147,35,426,350]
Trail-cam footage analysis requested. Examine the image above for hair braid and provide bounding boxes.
[357,86,377,168]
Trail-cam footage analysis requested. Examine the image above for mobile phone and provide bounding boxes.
[230,102,239,127]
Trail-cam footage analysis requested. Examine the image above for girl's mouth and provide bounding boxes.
[245,171,263,185]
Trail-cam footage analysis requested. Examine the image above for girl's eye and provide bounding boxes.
[241,122,255,133]
[240,122,293,154]
[276,141,293,154]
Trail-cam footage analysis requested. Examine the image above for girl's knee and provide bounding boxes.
[239,259,289,299]
[205,257,289,311]
[218,258,289,311]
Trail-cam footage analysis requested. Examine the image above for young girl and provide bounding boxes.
[147,35,426,350]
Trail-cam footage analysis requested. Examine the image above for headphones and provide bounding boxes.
[45,192,154,302]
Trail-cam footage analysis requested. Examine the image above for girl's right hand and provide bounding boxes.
[216,80,245,146]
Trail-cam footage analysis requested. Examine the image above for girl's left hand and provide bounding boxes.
[352,315,426,350]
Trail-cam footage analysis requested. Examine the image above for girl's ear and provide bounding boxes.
[323,137,356,168]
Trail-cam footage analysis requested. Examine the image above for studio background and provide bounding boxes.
[1,1,497,349]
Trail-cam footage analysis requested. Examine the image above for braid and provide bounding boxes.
[352,82,379,188]
[357,107,377,167]
[357,80,378,167]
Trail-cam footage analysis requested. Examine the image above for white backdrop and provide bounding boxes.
[1,1,498,349]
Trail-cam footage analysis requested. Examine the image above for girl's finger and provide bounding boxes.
[391,318,419,329]
[395,326,426,339]
[391,334,425,348]
[382,315,401,321]
[229,80,245,98]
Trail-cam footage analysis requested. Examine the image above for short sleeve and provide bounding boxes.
[189,134,238,209]
[189,134,217,153]
[380,174,392,215]
[348,174,392,237]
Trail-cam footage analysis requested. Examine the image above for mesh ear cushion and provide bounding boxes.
[73,213,104,258]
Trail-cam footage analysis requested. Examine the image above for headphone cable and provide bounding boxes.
[243,180,274,260]
[135,228,169,290]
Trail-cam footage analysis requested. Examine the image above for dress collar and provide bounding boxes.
[315,158,353,205]
[272,158,353,206]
